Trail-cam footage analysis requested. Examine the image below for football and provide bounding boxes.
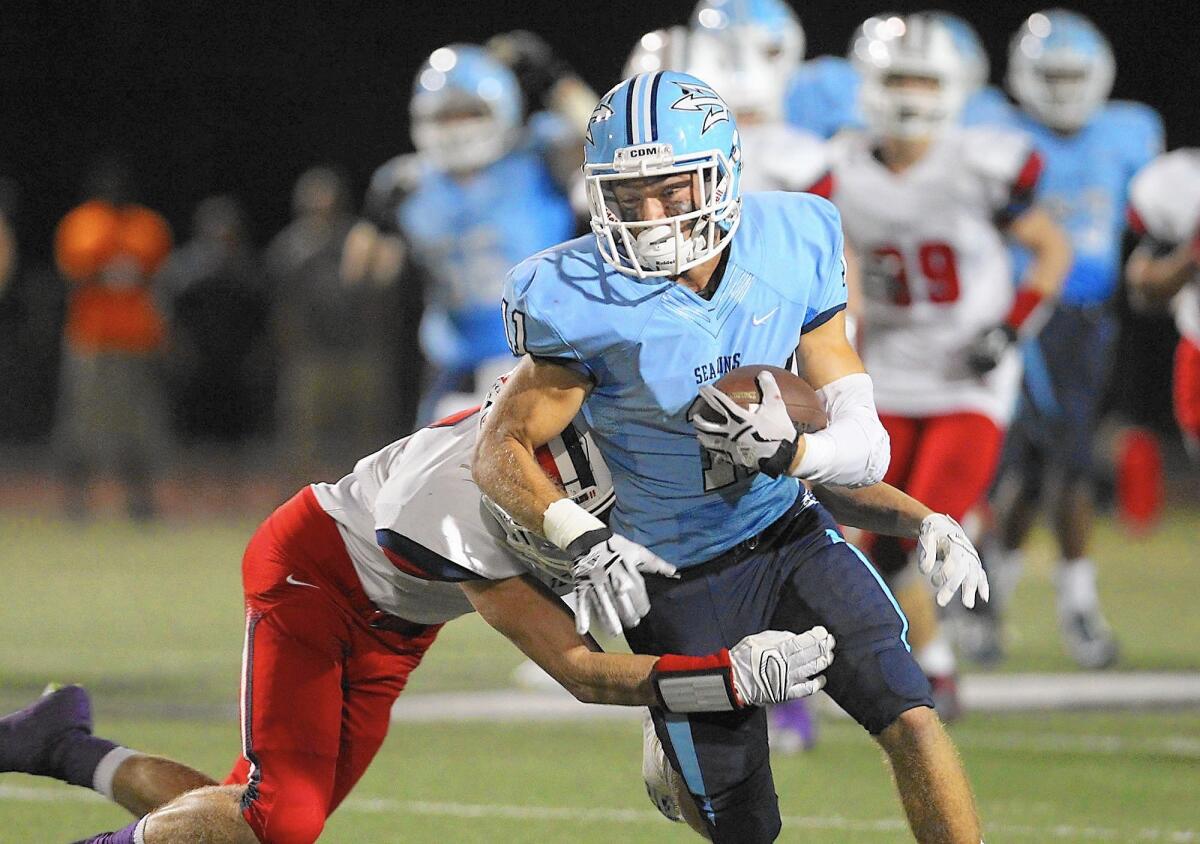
[700,365,828,433]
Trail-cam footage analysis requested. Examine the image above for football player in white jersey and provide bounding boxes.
[1126,149,1200,459]
[824,12,1071,718]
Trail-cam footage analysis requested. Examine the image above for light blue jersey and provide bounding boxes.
[398,116,576,372]
[974,102,1163,305]
[784,56,863,139]
[503,192,848,568]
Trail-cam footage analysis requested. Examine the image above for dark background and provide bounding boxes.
[3,0,1198,253]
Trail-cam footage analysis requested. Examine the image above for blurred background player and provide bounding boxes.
[787,10,1007,140]
[974,10,1164,669]
[1126,149,1200,462]
[266,165,394,480]
[52,161,174,521]
[825,13,1070,717]
[160,195,273,451]
[342,43,580,426]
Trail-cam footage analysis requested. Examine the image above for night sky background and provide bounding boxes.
[4,0,1199,252]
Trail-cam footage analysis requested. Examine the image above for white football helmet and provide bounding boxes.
[857,13,969,139]
[478,375,615,585]
[687,0,805,122]
[624,27,694,78]
[410,44,523,174]
[1007,10,1114,132]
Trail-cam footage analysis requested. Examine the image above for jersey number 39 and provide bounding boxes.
[871,242,961,306]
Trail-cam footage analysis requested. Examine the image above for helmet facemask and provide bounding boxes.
[863,71,964,140]
[411,92,515,174]
[584,142,741,278]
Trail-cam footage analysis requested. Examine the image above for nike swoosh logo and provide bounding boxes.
[285,574,318,589]
[752,307,779,326]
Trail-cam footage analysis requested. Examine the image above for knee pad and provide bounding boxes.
[703,761,781,844]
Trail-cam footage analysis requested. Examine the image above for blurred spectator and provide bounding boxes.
[0,181,68,443]
[53,165,172,520]
[160,195,273,445]
[267,166,394,476]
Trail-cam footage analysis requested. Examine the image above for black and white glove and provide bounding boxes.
[568,529,677,638]
[966,324,1018,376]
[917,514,990,608]
[651,627,835,712]
[688,371,799,478]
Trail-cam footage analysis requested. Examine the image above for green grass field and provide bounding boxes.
[1,509,1198,842]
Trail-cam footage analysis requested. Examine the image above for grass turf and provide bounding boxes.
[0,509,1198,841]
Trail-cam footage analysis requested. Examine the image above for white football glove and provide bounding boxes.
[729,627,835,707]
[571,532,677,638]
[917,514,990,608]
[689,372,799,477]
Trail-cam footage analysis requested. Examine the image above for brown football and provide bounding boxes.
[700,365,827,433]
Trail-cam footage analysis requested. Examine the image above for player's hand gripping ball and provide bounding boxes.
[688,365,827,477]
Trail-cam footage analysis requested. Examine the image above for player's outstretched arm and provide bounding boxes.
[460,575,834,710]
[1126,236,1199,304]
[814,483,989,608]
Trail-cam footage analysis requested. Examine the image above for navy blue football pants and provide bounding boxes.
[626,496,932,844]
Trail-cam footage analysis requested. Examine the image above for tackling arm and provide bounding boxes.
[1126,238,1198,304]
[460,575,834,710]
[1006,206,1071,333]
[812,481,929,539]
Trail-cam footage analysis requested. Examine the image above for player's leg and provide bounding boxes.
[1174,335,1200,459]
[625,561,784,843]
[1045,306,1120,668]
[775,515,981,843]
[898,413,1005,716]
[0,684,213,817]
[875,707,981,844]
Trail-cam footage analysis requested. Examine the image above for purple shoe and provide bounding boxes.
[0,684,94,776]
[768,698,819,754]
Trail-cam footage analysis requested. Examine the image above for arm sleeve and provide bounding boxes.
[801,199,849,334]
[791,372,890,488]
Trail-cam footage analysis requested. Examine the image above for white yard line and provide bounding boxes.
[1,785,1195,841]
[392,672,1200,723]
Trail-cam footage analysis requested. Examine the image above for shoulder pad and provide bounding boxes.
[362,154,423,227]
[743,124,829,193]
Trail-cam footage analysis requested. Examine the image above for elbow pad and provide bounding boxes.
[791,373,890,488]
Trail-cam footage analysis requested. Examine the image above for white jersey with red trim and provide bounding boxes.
[1128,148,1200,345]
[311,408,532,625]
[828,126,1036,423]
[738,122,830,197]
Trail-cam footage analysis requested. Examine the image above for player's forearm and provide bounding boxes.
[1127,244,1196,303]
[812,482,931,539]
[1012,208,1071,298]
[473,431,569,534]
[558,649,660,706]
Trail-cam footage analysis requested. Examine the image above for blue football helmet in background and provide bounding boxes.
[1007,9,1115,132]
[583,71,743,278]
[410,44,524,173]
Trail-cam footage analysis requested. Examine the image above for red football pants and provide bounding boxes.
[862,413,1004,566]
[223,487,441,844]
[1175,336,1200,449]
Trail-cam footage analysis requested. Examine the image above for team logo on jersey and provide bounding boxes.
[670,83,729,134]
[585,97,615,146]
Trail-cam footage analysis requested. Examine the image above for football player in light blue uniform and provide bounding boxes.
[474,70,987,843]
[787,11,1010,138]
[350,44,577,423]
[976,11,1164,670]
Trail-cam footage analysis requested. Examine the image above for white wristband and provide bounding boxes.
[542,498,606,552]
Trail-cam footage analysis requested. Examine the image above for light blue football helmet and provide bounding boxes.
[688,0,805,120]
[1007,9,1114,132]
[410,44,524,173]
[583,71,743,278]
[929,11,989,94]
